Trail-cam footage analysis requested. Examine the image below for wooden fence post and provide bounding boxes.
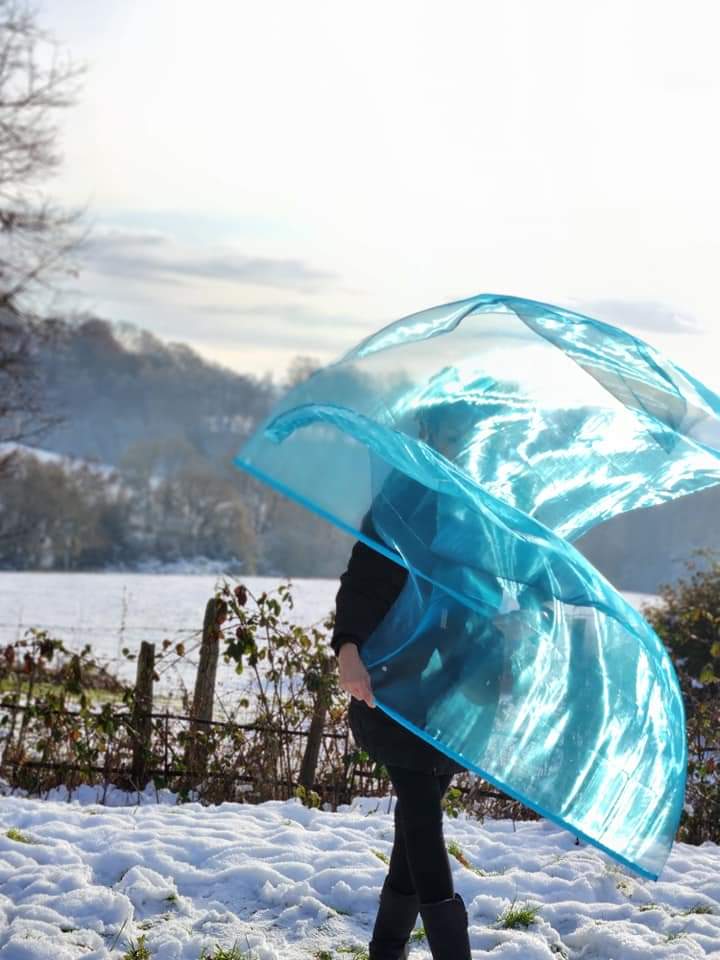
[131,641,155,788]
[184,598,221,782]
[299,655,333,791]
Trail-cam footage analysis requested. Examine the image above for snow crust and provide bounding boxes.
[0,790,718,959]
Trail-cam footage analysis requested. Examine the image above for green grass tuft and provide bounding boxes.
[446,839,485,875]
[123,936,151,960]
[497,901,541,929]
[682,902,715,915]
[447,839,469,865]
[200,946,257,960]
[5,827,33,843]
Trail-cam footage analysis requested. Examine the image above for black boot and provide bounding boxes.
[418,892,471,959]
[369,876,419,960]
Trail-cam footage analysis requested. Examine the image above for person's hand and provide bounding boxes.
[338,643,376,708]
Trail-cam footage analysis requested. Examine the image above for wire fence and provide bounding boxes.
[0,698,512,812]
[0,698,351,804]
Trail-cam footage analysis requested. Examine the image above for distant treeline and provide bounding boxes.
[0,316,351,576]
[37,316,276,466]
[0,314,718,589]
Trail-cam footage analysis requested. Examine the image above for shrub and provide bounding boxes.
[643,551,720,845]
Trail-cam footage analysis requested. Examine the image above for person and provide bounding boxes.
[331,404,476,960]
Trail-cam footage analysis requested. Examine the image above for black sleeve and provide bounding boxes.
[331,514,408,658]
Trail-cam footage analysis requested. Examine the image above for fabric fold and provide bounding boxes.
[236,293,720,879]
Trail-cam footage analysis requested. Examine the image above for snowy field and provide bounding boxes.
[0,787,719,959]
[0,573,339,696]
[0,572,663,705]
[0,577,715,958]
[0,572,660,656]
[0,572,661,701]
[0,573,337,658]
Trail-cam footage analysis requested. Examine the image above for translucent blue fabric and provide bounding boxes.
[235,293,720,879]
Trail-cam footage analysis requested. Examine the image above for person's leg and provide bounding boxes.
[385,766,455,903]
[385,790,414,895]
[368,794,420,959]
[369,768,454,959]
[384,766,472,959]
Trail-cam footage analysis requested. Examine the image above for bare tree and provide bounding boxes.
[0,0,83,475]
[0,0,83,306]
[285,354,321,388]
[0,308,62,457]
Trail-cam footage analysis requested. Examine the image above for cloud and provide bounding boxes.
[202,300,369,325]
[84,228,336,292]
[577,299,701,335]
[188,302,370,351]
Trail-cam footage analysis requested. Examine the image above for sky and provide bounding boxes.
[38,0,720,385]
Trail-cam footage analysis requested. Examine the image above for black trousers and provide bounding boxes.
[385,764,456,904]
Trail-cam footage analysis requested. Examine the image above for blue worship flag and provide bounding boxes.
[235,293,720,879]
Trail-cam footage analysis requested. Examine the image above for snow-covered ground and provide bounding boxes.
[0,574,338,695]
[0,787,718,959]
[0,444,117,479]
[0,572,663,701]
[0,574,336,658]
[0,573,659,659]
[0,576,713,959]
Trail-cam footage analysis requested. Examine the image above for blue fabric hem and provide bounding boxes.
[377,698,660,881]
[237,454,660,879]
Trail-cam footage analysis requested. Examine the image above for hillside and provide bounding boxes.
[0,317,351,577]
[1,314,718,589]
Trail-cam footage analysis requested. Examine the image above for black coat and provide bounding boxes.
[332,510,465,776]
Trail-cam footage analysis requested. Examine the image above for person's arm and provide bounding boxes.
[331,539,408,658]
[331,515,409,707]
